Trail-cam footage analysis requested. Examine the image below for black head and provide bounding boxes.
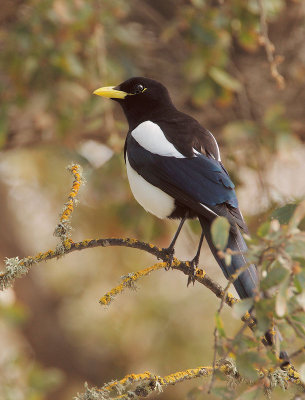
[93,77,175,129]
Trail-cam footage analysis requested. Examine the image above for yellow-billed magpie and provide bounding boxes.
[93,77,258,299]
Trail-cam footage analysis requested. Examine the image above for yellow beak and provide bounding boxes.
[93,86,127,99]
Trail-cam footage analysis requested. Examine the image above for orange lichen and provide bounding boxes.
[58,164,83,225]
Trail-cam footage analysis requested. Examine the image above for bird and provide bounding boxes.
[93,76,258,299]
[93,77,292,365]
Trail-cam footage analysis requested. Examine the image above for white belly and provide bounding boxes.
[126,155,175,219]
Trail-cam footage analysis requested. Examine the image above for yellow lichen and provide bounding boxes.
[196,269,206,278]
[63,239,73,250]
[125,238,138,245]
[100,263,166,305]
[79,239,91,247]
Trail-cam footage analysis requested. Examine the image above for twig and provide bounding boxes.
[285,316,305,341]
[289,346,305,360]
[223,320,251,360]
[209,278,232,393]
[100,262,167,305]
[257,0,285,89]
[54,163,83,242]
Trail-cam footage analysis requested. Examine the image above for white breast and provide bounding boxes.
[131,120,185,158]
[125,155,175,219]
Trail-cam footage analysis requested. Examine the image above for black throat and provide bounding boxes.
[116,94,177,131]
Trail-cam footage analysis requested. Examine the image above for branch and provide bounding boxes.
[0,235,240,306]
[209,278,233,393]
[2,163,303,399]
[0,163,253,327]
[257,0,285,89]
[74,359,238,400]
[74,359,304,400]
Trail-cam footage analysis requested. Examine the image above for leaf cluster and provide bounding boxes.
[209,202,305,398]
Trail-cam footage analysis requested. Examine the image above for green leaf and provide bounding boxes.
[296,293,305,312]
[266,350,278,364]
[236,352,262,381]
[295,270,305,293]
[260,262,289,291]
[232,298,254,319]
[257,221,270,238]
[271,204,297,225]
[209,67,242,92]
[211,216,230,250]
[255,299,274,333]
[215,313,226,338]
[289,200,305,229]
[285,239,305,259]
[275,275,290,317]
[291,313,305,327]
[232,334,256,351]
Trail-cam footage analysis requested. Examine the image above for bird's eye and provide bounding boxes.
[134,84,145,94]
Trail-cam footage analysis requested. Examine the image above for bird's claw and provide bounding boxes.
[186,257,199,287]
[162,247,175,270]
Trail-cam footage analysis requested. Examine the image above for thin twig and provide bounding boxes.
[208,279,232,393]
[257,0,285,89]
[289,346,305,360]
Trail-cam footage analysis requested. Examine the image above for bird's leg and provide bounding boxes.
[163,214,187,270]
[187,230,205,286]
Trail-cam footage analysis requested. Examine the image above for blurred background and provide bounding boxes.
[0,0,305,399]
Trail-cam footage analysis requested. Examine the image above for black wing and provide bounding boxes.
[126,135,246,230]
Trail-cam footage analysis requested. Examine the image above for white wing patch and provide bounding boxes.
[126,155,175,219]
[131,121,185,158]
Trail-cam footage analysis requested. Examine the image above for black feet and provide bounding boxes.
[186,230,204,286]
[186,256,200,287]
[162,248,198,286]
[162,246,175,270]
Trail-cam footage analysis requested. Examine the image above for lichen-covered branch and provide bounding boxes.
[0,163,84,290]
[75,360,237,400]
[54,163,84,242]
[2,163,305,399]
[0,235,239,309]
[74,359,304,400]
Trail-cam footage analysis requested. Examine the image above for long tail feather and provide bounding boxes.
[198,216,290,364]
[198,216,258,299]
